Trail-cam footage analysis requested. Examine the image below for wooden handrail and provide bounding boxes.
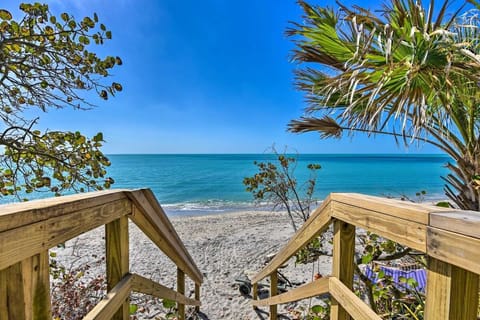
[329,277,382,320]
[127,189,203,284]
[84,274,134,320]
[251,277,329,307]
[251,196,333,284]
[131,273,201,306]
[0,189,202,320]
[251,193,480,320]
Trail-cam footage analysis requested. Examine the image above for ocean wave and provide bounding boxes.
[162,199,275,216]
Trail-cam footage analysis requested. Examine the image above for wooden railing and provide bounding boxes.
[251,193,480,320]
[0,188,202,320]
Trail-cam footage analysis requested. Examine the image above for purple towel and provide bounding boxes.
[365,265,426,291]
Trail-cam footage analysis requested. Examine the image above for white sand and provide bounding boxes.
[53,210,332,319]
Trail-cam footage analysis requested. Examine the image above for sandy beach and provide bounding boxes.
[52,210,332,319]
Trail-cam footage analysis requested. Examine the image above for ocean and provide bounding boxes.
[105,154,451,216]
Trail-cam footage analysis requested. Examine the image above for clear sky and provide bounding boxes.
[4,0,445,154]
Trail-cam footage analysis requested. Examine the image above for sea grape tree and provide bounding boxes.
[243,147,321,232]
[0,3,121,198]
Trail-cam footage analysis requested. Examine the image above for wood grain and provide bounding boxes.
[129,190,203,284]
[106,217,130,320]
[251,277,329,307]
[332,202,426,251]
[330,193,450,224]
[269,271,278,320]
[329,277,381,320]
[83,274,133,320]
[424,258,479,320]
[0,198,131,270]
[251,197,332,284]
[430,211,480,239]
[131,274,200,306]
[0,189,128,232]
[177,268,185,320]
[427,226,480,275]
[331,220,355,320]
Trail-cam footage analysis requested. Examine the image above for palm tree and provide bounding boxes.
[287,0,480,210]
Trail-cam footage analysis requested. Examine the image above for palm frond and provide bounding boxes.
[288,116,343,138]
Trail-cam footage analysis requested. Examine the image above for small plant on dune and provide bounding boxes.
[50,251,106,319]
[243,147,321,232]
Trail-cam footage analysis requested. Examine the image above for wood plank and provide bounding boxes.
[332,202,426,251]
[177,268,185,320]
[195,283,200,312]
[329,277,381,320]
[252,283,258,306]
[0,198,131,270]
[26,252,51,320]
[0,253,51,320]
[131,274,200,306]
[424,258,479,320]
[130,206,202,283]
[251,198,332,284]
[106,217,130,320]
[0,189,128,232]
[4,261,26,320]
[83,274,133,320]
[330,193,451,224]
[427,226,480,275]
[430,211,480,239]
[270,271,278,320]
[331,220,355,320]
[0,266,6,320]
[128,190,203,284]
[252,277,329,307]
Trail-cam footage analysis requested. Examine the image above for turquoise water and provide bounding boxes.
[106,154,450,215]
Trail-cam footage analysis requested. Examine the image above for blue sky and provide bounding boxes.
[4,0,446,154]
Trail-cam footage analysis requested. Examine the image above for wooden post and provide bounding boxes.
[177,268,185,320]
[3,261,25,320]
[252,282,258,300]
[331,220,355,320]
[270,271,278,320]
[0,266,6,320]
[425,257,479,320]
[195,283,200,312]
[106,216,130,320]
[27,251,51,320]
[0,251,51,320]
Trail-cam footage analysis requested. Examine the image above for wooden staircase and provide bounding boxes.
[1,189,480,319]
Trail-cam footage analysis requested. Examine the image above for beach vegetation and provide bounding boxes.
[288,0,480,211]
[243,147,321,232]
[0,3,121,199]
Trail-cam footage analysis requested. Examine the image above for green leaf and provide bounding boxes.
[129,304,138,314]
[310,305,324,314]
[0,10,12,20]
[93,132,103,142]
[162,299,176,309]
[112,82,122,91]
[361,253,373,264]
[436,201,451,208]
